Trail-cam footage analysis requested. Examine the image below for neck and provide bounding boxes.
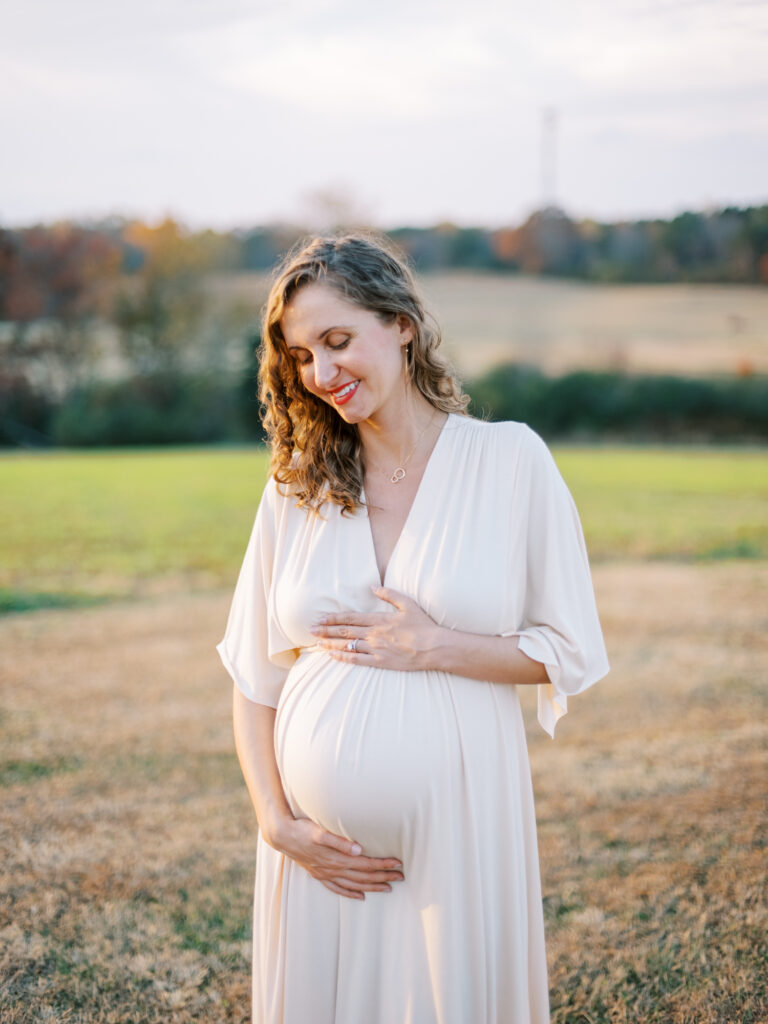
[358,394,444,469]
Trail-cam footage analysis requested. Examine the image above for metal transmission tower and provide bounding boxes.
[540,106,558,210]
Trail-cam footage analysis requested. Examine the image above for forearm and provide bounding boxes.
[232,686,295,847]
[426,627,548,686]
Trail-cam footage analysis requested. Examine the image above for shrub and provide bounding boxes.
[467,365,768,441]
[0,374,55,446]
[51,372,245,446]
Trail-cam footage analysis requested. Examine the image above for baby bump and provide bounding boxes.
[274,653,445,858]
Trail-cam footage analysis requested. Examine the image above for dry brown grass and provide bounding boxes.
[1,563,766,1023]
[420,274,768,379]
[522,563,768,1024]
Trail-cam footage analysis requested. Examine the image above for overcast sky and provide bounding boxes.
[1,0,766,228]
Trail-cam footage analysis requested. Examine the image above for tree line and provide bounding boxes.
[2,204,768,288]
[1,208,767,447]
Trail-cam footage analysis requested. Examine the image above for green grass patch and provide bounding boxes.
[0,444,765,601]
[0,755,82,786]
[0,588,106,615]
[172,881,251,955]
[554,446,768,561]
[0,447,271,598]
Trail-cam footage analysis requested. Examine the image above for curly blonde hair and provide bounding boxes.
[259,233,469,514]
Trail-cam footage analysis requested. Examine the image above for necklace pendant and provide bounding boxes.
[391,467,406,483]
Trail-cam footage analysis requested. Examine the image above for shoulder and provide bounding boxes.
[260,474,282,508]
[449,412,534,439]
[447,413,546,459]
[261,471,335,529]
[257,473,295,525]
[447,416,562,499]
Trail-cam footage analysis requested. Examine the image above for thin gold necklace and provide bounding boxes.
[367,411,438,484]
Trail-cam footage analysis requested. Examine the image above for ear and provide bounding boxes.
[396,315,414,346]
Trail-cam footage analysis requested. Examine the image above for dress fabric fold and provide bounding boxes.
[217,415,609,1024]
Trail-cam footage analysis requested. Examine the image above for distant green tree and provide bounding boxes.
[446,228,497,269]
[113,219,205,374]
[239,330,266,441]
[742,207,768,281]
[661,212,712,271]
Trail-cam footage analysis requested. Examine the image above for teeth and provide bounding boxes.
[335,381,358,398]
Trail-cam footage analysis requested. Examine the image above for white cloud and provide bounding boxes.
[179,18,497,119]
[545,2,768,94]
[0,55,104,101]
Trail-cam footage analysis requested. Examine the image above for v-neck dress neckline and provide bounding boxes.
[361,413,453,587]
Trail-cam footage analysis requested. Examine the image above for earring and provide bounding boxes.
[407,341,416,381]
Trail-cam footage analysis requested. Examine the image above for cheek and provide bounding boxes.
[297,366,317,392]
[380,345,407,383]
[299,371,333,405]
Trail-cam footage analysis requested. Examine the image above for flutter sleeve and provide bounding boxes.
[507,426,609,737]
[216,478,298,707]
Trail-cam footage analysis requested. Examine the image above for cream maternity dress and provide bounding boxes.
[217,414,609,1024]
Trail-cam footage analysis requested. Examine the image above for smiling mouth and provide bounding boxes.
[330,380,360,405]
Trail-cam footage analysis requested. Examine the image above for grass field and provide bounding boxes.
[1,444,766,1022]
[0,445,766,608]
[0,563,765,1023]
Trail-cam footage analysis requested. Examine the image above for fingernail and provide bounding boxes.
[312,615,327,626]
[350,842,362,856]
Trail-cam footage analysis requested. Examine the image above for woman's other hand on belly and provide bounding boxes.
[273,817,405,900]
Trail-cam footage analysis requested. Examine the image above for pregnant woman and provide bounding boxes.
[217,234,609,1024]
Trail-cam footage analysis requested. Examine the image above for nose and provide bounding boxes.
[312,349,339,390]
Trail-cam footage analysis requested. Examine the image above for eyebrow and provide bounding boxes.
[287,325,351,350]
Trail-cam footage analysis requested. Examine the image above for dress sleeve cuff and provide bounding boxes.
[504,629,568,738]
[216,638,289,709]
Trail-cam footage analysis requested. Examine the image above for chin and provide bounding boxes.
[334,407,367,425]
[326,396,371,424]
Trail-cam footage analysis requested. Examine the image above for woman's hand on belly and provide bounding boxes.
[311,586,549,687]
[311,586,440,672]
[274,816,405,901]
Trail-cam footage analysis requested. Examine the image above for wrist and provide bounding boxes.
[425,624,458,673]
[260,805,296,852]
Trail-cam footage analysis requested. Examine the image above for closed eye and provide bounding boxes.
[290,335,351,367]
